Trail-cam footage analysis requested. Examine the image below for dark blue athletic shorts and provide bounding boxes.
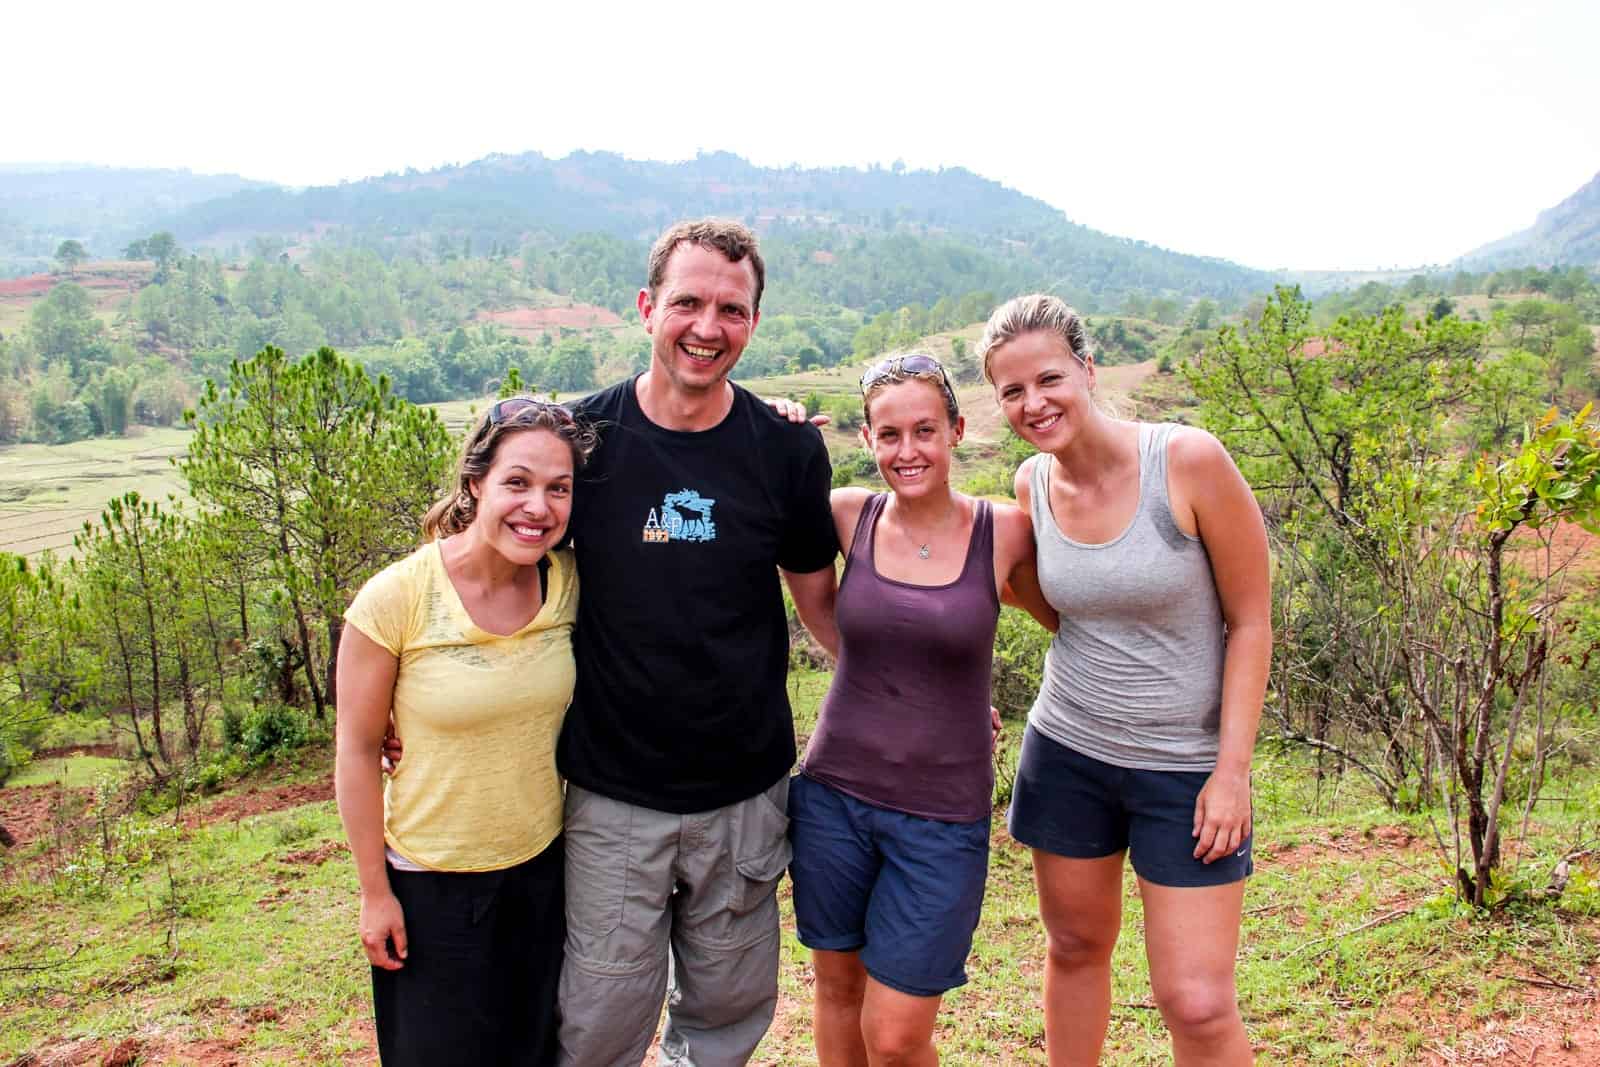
[1007,725,1252,887]
[787,772,990,998]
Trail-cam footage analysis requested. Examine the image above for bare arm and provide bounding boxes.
[1174,429,1272,863]
[994,501,1058,632]
[782,564,839,660]
[334,625,407,969]
[1000,457,1059,632]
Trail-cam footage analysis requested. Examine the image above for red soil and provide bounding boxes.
[0,269,145,299]
[478,303,623,334]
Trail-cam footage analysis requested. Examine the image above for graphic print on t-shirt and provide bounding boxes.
[642,489,718,544]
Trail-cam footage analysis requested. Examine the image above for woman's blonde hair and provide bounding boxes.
[977,294,1093,383]
[421,399,599,540]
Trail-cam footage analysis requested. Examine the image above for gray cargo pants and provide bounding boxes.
[556,777,792,1067]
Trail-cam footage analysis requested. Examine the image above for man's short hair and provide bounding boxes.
[647,219,766,314]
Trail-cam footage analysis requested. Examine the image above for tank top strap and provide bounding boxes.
[971,498,999,604]
[842,492,889,582]
[1028,453,1055,537]
[1140,422,1176,500]
[1139,422,1190,544]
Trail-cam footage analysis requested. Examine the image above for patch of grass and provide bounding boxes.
[5,755,127,789]
[3,725,1595,1064]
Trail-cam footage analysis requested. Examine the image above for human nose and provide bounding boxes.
[688,303,719,337]
[521,490,551,518]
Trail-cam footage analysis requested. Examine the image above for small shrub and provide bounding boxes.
[241,704,309,759]
[273,812,321,847]
[220,705,247,750]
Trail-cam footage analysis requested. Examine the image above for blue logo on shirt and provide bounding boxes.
[643,490,717,544]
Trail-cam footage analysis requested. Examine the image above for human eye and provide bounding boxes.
[1040,372,1063,385]
[722,305,749,320]
[1000,386,1022,401]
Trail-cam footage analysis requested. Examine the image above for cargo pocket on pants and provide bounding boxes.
[728,776,792,915]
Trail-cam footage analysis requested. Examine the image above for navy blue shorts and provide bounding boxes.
[787,772,990,998]
[1007,725,1252,887]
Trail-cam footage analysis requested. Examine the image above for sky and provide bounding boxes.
[5,0,1597,272]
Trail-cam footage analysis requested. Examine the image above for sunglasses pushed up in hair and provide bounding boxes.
[859,354,959,414]
[487,395,575,426]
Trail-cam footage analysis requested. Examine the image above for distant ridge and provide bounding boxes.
[1457,170,1600,270]
[152,150,1271,308]
[0,167,273,275]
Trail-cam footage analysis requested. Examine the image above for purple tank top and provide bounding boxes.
[802,493,999,822]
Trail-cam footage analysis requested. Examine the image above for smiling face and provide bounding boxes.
[637,242,761,399]
[467,428,574,565]
[862,378,965,500]
[986,329,1096,452]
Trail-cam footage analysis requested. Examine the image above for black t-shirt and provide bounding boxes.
[557,377,838,813]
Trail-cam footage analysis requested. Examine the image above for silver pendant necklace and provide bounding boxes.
[917,543,930,560]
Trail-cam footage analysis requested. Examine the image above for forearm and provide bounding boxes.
[1214,620,1271,776]
[335,738,392,897]
[796,600,840,659]
[783,567,840,659]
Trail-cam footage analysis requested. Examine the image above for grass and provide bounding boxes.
[5,755,125,789]
[0,427,192,556]
[2,727,1594,1064]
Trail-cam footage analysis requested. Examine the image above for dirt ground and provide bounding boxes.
[476,303,624,337]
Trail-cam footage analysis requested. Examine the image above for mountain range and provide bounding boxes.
[2,153,1596,302]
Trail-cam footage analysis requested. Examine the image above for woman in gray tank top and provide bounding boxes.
[979,295,1271,1067]
[788,353,1055,1066]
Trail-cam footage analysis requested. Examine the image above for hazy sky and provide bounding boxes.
[7,0,1596,271]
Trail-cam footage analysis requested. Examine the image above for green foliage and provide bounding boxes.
[238,704,311,759]
[1186,287,1600,908]
[53,240,88,272]
[181,345,454,720]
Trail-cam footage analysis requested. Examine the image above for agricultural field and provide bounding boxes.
[2,673,1596,1065]
[0,428,191,556]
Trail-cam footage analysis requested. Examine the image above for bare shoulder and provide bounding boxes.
[990,500,1036,562]
[1165,424,1240,485]
[1012,453,1044,505]
[830,486,873,554]
[830,485,874,524]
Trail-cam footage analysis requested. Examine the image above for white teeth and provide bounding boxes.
[683,344,717,359]
[511,524,545,537]
[1031,414,1061,431]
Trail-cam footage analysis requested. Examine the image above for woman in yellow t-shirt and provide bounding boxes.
[335,398,596,1066]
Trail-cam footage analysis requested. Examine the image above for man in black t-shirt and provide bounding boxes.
[555,219,838,1067]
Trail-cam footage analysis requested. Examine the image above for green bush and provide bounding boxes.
[240,704,310,758]
[220,705,247,749]
[991,605,1051,721]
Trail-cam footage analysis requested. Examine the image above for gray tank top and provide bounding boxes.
[1028,423,1224,770]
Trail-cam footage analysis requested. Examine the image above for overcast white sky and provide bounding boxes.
[6,0,1596,271]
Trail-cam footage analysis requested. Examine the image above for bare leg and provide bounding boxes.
[859,976,941,1067]
[812,949,869,1067]
[1033,850,1125,1067]
[1139,878,1251,1066]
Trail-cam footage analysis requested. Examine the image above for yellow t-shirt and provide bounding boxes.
[343,541,577,872]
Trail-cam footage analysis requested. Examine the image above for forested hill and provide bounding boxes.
[49,151,1272,308]
[1458,170,1600,270]
[0,167,270,272]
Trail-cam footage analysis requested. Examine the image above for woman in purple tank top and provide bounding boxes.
[789,353,1055,1066]
[981,294,1271,1067]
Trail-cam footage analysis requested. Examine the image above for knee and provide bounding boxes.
[1042,923,1116,971]
[1154,980,1239,1038]
[862,1022,931,1065]
[815,968,867,1011]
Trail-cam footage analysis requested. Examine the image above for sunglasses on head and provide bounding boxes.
[487,395,574,426]
[859,353,952,393]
